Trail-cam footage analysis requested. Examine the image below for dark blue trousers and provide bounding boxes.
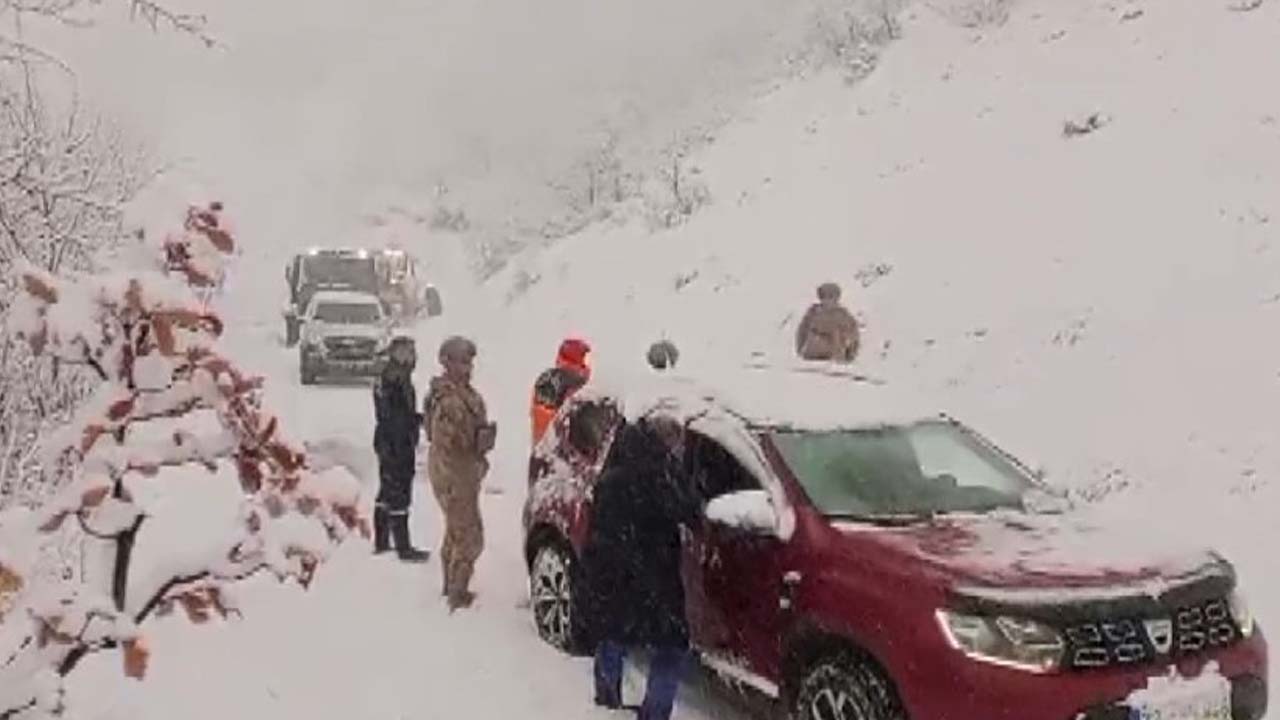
[593,641,688,720]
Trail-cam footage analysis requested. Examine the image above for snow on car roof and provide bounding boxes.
[307,290,383,306]
[577,360,943,432]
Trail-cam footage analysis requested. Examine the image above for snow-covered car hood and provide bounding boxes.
[833,510,1225,597]
[308,322,387,341]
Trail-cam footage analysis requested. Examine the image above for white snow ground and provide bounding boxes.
[56,0,1280,717]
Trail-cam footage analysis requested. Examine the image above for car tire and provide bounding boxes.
[529,541,589,656]
[300,358,318,386]
[794,652,906,720]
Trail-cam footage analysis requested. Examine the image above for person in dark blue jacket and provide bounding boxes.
[372,336,430,562]
[582,416,701,720]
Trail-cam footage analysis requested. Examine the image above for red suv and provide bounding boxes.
[521,368,1268,720]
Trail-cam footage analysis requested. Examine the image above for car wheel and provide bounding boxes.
[529,542,587,655]
[300,358,318,385]
[794,653,905,720]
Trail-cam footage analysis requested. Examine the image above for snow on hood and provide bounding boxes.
[836,509,1224,599]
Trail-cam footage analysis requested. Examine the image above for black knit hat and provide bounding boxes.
[646,340,679,370]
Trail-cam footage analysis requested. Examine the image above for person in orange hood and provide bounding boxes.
[531,338,591,444]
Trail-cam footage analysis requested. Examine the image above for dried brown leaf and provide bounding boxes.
[152,315,177,356]
[21,273,58,303]
[123,637,150,679]
[177,593,211,624]
[107,398,135,421]
[81,486,111,508]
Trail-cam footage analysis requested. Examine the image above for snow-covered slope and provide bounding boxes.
[59,0,1280,717]
[475,0,1280,699]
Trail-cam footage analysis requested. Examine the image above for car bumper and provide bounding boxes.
[308,356,382,375]
[901,629,1267,720]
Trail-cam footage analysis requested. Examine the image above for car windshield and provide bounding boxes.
[770,421,1034,519]
[313,302,380,324]
[302,256,376,288]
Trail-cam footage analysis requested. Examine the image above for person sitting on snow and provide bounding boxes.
[795,281,860,363]
[530,338,591,445]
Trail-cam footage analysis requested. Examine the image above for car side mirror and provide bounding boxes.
[705,489,778,536]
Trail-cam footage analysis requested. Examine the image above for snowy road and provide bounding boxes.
[61,317,760,720]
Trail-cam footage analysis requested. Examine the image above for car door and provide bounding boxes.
[683,432,788,689]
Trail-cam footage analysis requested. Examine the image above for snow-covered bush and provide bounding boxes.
[804,0,908,82]
[0,203,366,719]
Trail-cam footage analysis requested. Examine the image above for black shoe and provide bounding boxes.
[373,507,391,555]
[593,690,623,710]
[389,513,431,564]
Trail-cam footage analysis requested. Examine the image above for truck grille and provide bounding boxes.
[324,337,377,359]
[1063,596,1240,670]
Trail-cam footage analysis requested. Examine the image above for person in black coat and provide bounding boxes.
[582,416,702,720]
[372,336,430,562]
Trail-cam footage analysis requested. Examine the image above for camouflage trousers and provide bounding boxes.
[429,472,484,599]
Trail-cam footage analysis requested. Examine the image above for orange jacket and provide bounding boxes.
[530,364,589,444]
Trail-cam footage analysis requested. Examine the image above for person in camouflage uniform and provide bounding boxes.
[795,281,861,363]
[423,336,496,611]
[371,336,431,562]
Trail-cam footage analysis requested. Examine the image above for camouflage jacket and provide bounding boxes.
[795,302,860,362]
[425,376,492,475]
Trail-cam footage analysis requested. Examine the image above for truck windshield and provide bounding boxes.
[313,303,381,324]
[301,256,376,289]
[769,421,1033,519]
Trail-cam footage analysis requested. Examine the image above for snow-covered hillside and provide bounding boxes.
[47,0,1280,717]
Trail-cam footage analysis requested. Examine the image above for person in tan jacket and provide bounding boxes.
[795,282,861,363]
[423,336,496,611]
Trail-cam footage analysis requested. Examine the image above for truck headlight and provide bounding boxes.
[1229,590,1255,638]
[302,331,324,353]
[936,610,1064,673]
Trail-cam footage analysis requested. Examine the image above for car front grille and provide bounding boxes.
[1063,596,1241,670]
[324,337,377,359]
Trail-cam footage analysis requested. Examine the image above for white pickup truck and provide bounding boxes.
[297,290,392,385]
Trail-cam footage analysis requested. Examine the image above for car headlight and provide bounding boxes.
[936,610,1065,673]
[1229,590,1255,638]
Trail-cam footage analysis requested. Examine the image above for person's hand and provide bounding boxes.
[476,422,497,453]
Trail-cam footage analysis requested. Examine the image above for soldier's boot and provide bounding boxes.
[373,507,391,555]
[447,589,476,612]
[389,513,431,563]
[446,560,476,611]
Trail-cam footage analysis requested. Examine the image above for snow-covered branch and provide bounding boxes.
[0,202,367,719]
[1,0,218,70]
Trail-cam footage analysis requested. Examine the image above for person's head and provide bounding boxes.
[386,336,417,373]
[438,335,477,383]
[646,340,679,371]
[817,282,842,305]
[645,415,685,459]
[556,337,591,376]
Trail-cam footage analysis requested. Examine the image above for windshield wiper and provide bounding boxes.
[825,511,936,526]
